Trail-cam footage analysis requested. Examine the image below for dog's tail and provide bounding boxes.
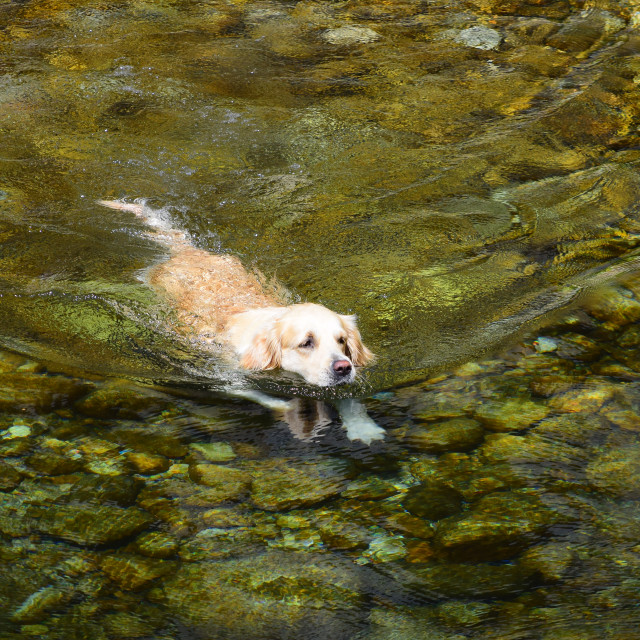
[97,199,189,248]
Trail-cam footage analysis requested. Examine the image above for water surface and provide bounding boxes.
[2,0,640,638]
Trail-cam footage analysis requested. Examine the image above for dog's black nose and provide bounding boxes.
[333,360,352,377]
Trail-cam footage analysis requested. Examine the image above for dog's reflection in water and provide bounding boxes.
[277,396,383,444]
[283,398,334,441]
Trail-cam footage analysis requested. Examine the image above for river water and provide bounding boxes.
[2,0,640,638]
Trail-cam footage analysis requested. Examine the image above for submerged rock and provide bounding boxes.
[60,474,143,506]
[153,550,368,639]
[583,287,640,328]
[315,512,372,550]
[406,418,485,453]
[519,541,575,581]
[341,475,399,500]
[249,458,354,511]
[322,26,380,45]
[101,553,178,590]
[364,607,463,640]
[101,611,156,638]
[586,445,640,498]
[107,424,188,458]
[11,585,74,624]
[0,373,90,414]
[75,382,171,420]
[190,442,236,462]
[126,451,171,475]
[30,503,153,546]
[402,483,464,521]
[548,381,615,413]
[188,464,251,502]
[26,450,83,476]
[402,561,537,599]
[435,600,493,628]
[0,460,22,491]
[134,531,180,559]
[434,491,560,560]
[363,535,407,563]
[474,398,549,432]
[179,528,264,561]
[455,25,502,50]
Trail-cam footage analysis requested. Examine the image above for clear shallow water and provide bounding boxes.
[3,0,640,638]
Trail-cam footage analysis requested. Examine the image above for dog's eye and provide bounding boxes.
[338,337,346,345]
[299,337,314,349]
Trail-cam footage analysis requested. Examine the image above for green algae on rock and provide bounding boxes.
[434,491,563,560]
[74,382,171,420]
[134,531,180,559]
[153,550,368,639]
[30,503,154,546]
[474,398,549,432]
[189,441,236,462]
[402,482,464,522]
[11,586,74,624]
[586,444,640,498]
[248,457,354,511]
[0,373,91,414]
[188,463,252,502]
[0,460,23,491]
[101,553,178,591]
[406,417,485,453]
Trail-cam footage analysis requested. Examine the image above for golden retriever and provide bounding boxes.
[98,199,384,443]
[98,200,373,386]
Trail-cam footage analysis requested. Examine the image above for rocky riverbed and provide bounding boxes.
[1,279,640,639]
[3,0,640,637]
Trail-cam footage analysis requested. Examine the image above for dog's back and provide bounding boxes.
[98,199,278,337]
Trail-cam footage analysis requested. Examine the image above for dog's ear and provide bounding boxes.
[240,325,282,371]
[341,315,374,367]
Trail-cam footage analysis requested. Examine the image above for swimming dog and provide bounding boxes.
[98,199,384,443]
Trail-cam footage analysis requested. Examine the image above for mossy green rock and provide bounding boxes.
[102,611,156,638]
[474,398,549,432]
[75,383,170,420]
[154,550,366,639]
[26,450,83,476]
[586,445,640,498]
[0,460,22,491]
[0,373,91,414]
[402,483,464,521]
[134,531,180,558]
[403,561,537,599]
[188,464,251,502]
[519,541,574,581]
[406,418,484,453]
[179,528,263,561]
[139,476,248,510]
[101,553,178,590]
[107,424,188,458]
[434,491,560,560]
[61,474,143,506]
[341,475,399,500]
[11,586,74,624]
[249,458,354,511]
[531,412,608,448]
[30,503,153,546]
[126,451,171,474]
[190,442,236,462]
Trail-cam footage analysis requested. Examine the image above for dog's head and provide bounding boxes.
[239,303,373,386]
